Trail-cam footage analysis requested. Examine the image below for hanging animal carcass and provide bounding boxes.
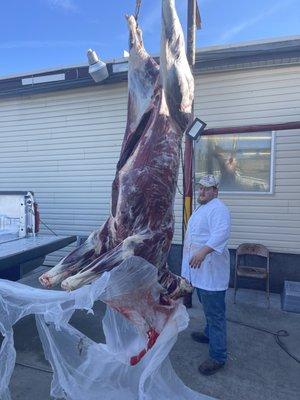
[40,0,194,307]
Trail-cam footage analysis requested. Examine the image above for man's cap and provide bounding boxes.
[199,174,219,188]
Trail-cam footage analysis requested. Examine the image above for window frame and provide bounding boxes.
[193,130,276,197]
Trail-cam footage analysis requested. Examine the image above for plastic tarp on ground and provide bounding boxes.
[0,256,213,400]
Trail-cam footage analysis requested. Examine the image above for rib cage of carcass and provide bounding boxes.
[40,0,194,361]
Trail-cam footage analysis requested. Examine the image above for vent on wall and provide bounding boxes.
[22,73,66,85]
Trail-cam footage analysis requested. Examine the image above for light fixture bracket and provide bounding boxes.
[185,117,207,140]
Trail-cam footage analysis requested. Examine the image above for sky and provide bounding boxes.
[0,0,299,77]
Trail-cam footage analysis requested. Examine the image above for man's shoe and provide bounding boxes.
[191,332,209,344]
[198,358,225,376]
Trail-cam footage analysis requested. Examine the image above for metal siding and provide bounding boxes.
[0,82,184,263]
[0,84,127,264]
[194,65,300,254]
[0,64,300,267]
[194,67,300,125]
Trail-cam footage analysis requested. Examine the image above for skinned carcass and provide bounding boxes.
[40,0,194,300]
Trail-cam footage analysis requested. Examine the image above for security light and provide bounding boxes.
[185,117,207,140]
[87,49,109,83]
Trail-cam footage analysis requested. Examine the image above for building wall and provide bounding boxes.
[194,65,300,255]
[0,84,126,264]
[0,64,299,265]
[0,82,184,264]
[223,129,300,254]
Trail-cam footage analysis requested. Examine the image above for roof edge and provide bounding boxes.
[1,36,300,98]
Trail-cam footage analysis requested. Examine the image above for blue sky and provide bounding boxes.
[0,0,299,77]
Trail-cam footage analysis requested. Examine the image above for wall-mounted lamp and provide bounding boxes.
[185,117,207,140]
[87,49,109,83]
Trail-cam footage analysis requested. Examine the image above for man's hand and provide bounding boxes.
[189,246,214,269]
[189,249,206,268]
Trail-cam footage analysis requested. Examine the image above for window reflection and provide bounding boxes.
[195,132,273,192]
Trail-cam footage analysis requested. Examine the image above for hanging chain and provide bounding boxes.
[135,0,142,21]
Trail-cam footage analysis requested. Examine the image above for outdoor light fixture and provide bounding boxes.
[185,117,207,140]
[87,49,109,83]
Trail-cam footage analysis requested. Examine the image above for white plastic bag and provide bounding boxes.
[0,256,213,400]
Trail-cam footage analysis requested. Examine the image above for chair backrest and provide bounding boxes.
[236,243,269,258]
[236,243,269,272]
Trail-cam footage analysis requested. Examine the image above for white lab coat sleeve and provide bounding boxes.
[205,205,231,254]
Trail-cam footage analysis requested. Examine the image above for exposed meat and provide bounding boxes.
[39,0,194,300]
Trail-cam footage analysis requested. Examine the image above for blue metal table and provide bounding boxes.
[0,234,76,280]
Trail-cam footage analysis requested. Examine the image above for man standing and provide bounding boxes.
[181,175,231,375]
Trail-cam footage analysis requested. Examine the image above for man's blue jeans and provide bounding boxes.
[196,288,227,364]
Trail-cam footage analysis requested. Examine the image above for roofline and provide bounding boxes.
[0,57,129,82]
[196,35,300,53]
[1,35,299,81]
[0,63,88,82]
[1,36,300,99]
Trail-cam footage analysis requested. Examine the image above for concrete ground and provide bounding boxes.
[5,268,300,400]
[173,290,300,400]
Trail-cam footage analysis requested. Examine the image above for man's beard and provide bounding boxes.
[198,196,208,205]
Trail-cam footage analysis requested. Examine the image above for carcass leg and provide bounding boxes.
[60,231,147,290]
[158,268,193,300]
[121,15,159,156]
[39,222,110,288]
[160,0,194,130]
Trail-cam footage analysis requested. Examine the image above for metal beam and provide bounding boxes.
[183,0,198,233]
[203,121,300,135]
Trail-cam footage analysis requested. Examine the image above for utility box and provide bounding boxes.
[281,281,300,313]
[0,191,38,244]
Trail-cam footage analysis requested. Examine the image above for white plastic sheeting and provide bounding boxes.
[0,256,213,400]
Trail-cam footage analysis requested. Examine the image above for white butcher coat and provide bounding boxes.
[181,198,231,291]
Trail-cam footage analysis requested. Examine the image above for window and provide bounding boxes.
[194,131,274,193]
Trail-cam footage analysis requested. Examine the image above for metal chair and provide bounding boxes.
[234,243,270,308]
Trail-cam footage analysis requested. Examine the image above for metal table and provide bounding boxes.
[0,234,76,280]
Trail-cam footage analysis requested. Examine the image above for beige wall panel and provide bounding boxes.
[193,66,300,255]
[1,64,300,266]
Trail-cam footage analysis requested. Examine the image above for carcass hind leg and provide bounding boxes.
[60,231,151,290]
[158,268,193,300]
[39,223,109,288]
